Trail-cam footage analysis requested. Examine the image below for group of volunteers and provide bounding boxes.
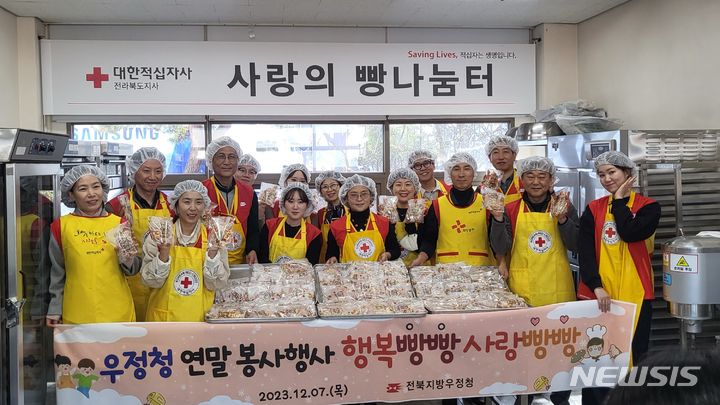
[44,134,659,401]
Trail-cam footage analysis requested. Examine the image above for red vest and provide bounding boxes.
[202,178,254,236]
[265,217,322,247]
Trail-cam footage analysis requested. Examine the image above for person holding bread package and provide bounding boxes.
[258,182,323,264]
[106,146,173,321]
[383,167,430,267]
[483,135,523,204]
[504,156,578,306]
[325,174,401,263]
[46,165,139,326]
[202,136,259,265]
[413,152,511,267]
[142,180,229,322]
[314,170,346,262]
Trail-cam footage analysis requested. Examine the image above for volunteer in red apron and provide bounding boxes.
[264,163,311,219]
[578,151,660,404]
[141,180,229,322]
[202,136,259,265]
[385,168,429,267]
[503,156,578,405]
[579,151,660,358]
[258,182,323,264]
[234,153,261,186]
[106,147,173,321]
[46,165,139,326]
[413,152,511,267]
[325,174,401,263]
[407,149,450,200]
[483,135,523,204]
[314,171,346,263]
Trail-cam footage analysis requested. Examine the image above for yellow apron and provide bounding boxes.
[213,181,247,265]
[61,214,135,324]
[340,214,385,262]
[508,201,575,307]
[146,226,214,322]
[503,169,522,204]
[269,217,307,262]
[598,193,647,334]
[435,195,496,265]
[394,220,429,267]
[416,179,450,200]
[127,190,172,321]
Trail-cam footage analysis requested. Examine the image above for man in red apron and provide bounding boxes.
[325,174,401,263]
[407,149,450,200]
[202,136,260,265]
[413,152,511,267]
[107,147,173,321]
[578,151,660,405]
[483,135,523,204]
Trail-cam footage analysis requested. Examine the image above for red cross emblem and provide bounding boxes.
[386,383,401,393]
[180,277,193,289]
[360,243,370,253]
[354,237,375,258]
[529,231,552,253]
[173,269,200,296]
[602,221,620,245]
[85,67,109,88]
[452,219,466,234]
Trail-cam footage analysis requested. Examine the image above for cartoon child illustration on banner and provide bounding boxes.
[73,358,99,398]
[54,355,75,389]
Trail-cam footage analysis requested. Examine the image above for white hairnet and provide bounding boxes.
[279,163,311,187]
[443,152,478,185]
[279,182,315,218]
[238,154,261,173]
[485,135,519,156]
[386,167,420,193]
[60,165,109,208]
[314,170,346,189]
[594,151,637,176]
[206,136,242,163]
[126,147,166,180]
[519,156,556,177]
[407,150,436,167]
[168,180,212,210]
[339,174,377,206]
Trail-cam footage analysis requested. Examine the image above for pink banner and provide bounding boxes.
[54,300,635,405]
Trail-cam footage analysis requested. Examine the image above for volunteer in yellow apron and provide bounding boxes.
[46,165,138,327]
[384,168,430,267]
[315,171,347,262]
[412,152,511,268]
[142,180,229,322]
[202,136,259,265]
[258,182,323,264]
[407,149,451,200]
[325,174,401,263]
[578,151,660,365]
[265,163,311,219]
[505,157,578,308]
[484,135,523,204]
[107,147,172,321]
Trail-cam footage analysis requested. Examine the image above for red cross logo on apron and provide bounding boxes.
[602,221,620,245]
[173,269,200,296]
[528,230,552,253]
[354,237,376,259]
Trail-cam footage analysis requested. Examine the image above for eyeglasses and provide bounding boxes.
[347,192,371,200]
[238,167,257,176]
[214,153,239,162]
[412,160,434,170]
[321,183,340,191]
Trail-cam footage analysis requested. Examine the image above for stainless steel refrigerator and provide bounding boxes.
[0,129,68,405]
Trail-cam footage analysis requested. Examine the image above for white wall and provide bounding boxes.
[0,8,19,127]
[533,24,578,110]
[578,0,720,129]
[17,17,44,130]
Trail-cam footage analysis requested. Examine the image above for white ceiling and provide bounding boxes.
[0,0,628,28]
